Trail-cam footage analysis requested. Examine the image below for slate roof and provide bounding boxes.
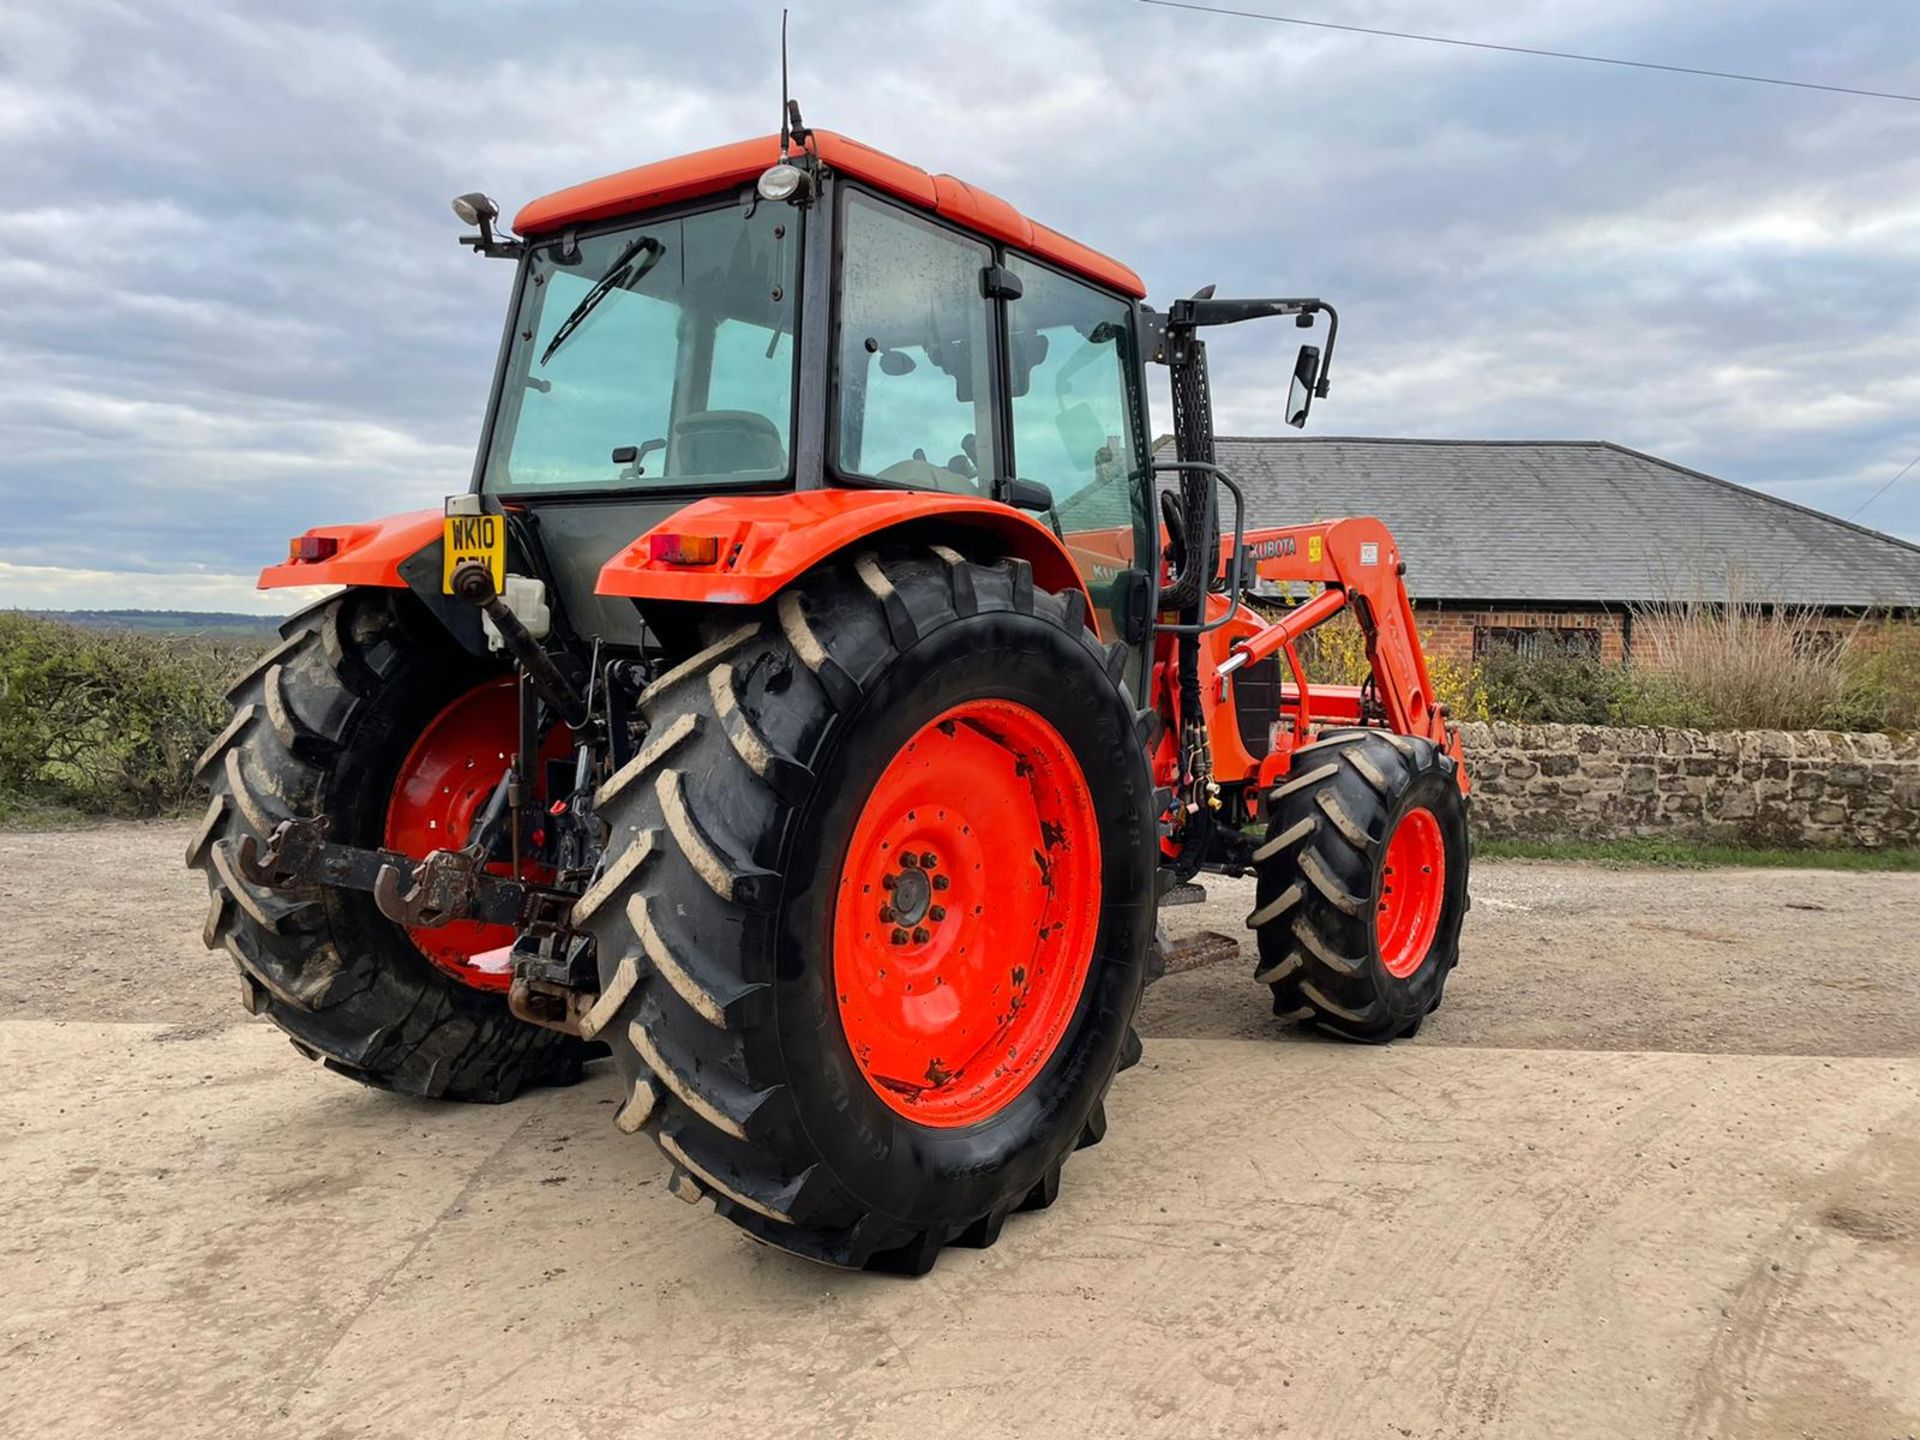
[1180,438,1920,609]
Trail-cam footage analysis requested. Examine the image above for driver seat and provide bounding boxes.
[673,410,785,475]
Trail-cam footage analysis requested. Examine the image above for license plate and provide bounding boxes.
[442,511,505,595]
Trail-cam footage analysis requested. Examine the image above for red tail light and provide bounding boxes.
[289,534,340,564]
[648,533,721,567]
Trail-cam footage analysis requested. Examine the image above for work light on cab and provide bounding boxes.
[450,192,498,227]
[756,162,806,202]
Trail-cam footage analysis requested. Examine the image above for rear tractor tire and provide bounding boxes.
[1247,729,1469,1041]
[576,547,1158,1273]
[186,588,590,1101]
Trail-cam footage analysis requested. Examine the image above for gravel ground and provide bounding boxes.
[8,820,1915,1057]
[1,821,1916,1440]
[1143,862,1920,1057]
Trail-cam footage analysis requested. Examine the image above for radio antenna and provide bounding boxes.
[777,10,810,158]
[779,10,792,158]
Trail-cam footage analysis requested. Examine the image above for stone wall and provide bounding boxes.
[1455,722,1920,848]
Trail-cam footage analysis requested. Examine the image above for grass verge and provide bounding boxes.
[1475,836,1920,872]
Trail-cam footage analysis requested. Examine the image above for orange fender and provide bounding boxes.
[258,509,441,590]
[596,490,1097,631]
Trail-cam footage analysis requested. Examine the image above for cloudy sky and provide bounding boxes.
[4,0,1918,612]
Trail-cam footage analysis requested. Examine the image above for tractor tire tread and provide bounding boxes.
[580,549,1147,1273]
[185,588,586,1103]
[1247,730,1469,1042]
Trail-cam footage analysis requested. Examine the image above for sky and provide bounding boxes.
[3,0,1918,613]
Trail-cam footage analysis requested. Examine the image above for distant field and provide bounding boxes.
[17,609,282,637]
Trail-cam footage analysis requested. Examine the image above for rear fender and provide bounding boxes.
[258,510,441,590]
[259,508,496,657]
[595,491,1098,633]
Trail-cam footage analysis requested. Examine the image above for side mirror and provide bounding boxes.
[1286,344,1322,428]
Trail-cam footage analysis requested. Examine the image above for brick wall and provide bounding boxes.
[1416,605,1914,670]
[1457,722,1920,848]
[1416,605,1627,667]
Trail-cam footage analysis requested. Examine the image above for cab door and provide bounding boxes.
[1003,255,1156,690]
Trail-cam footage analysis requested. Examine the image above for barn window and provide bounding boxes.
[1473,626,1602,660]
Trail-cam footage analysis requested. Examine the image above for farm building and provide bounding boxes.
[1195,437,1920,666]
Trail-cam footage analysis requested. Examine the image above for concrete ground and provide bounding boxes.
[2,822,1918,1440]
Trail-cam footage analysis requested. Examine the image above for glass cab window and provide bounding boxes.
[835,192,996,493]
[1006,255,1142,532]
[484,204,797,493]
[1007,255,1150,659]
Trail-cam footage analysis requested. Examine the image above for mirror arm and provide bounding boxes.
[1314,302,1339,398]
[459,215,527,261]
[1168,295,1320,328]
[1162,295,1338,399]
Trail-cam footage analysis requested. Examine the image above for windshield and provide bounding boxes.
[483,203,798,493]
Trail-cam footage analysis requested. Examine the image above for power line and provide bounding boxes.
[1847,452,1920,522]
[1136,0,1920,105]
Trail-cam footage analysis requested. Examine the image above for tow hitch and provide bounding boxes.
[236,815,604,1038]
[235,815,578,932]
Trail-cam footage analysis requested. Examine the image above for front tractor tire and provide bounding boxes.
[1248,730,1469,1041]
[577,548,1158,1274]
[186,588,589,1101]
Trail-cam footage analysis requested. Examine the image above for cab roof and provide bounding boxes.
[512,131,1146,300]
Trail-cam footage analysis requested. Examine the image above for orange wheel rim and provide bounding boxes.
[1377,805,1446,979]
[832,699,1102,1127]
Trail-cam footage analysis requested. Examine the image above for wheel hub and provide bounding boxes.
[1377,805,1446,979]
[883,860,933,927]
[832,698,1102,1127]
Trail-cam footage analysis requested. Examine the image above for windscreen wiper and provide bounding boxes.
[539,236,665,367]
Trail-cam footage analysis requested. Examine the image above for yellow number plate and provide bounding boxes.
[442,512,505,594]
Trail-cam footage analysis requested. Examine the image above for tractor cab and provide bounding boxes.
[471,131,1160,669]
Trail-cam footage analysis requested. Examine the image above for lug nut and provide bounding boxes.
[912,926,931,944]
[921,853,939,869]
[900,852,921,868]
[881,874,898,891]
[932,874,950,891]
[878,905,896,923]
[890,927,910,945]
[929,905,946,922]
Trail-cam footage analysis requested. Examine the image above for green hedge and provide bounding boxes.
[3,605,1915,823]
[0,613,258,819]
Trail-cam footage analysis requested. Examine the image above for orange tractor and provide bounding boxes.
[190,121,1470,1273]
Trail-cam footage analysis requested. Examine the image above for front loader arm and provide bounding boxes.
[1214,518,1466,788]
